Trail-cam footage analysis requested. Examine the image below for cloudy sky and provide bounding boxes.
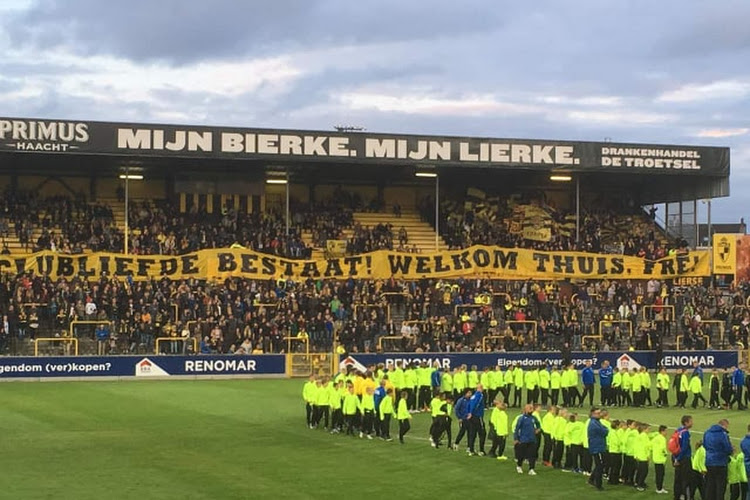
[1,0,748,222]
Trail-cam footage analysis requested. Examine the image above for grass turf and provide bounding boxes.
[0,379,745,500]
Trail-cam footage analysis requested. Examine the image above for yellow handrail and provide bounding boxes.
[155,336,198,353]
[34,337,79,356]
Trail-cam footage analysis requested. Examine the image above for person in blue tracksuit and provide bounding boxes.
[741,424,750,500]
[599,360,613,406]
[431,366,442,392]
[580,360,595,407]
[587,407,609,490]
[373,379,387,437]
[672,415,694,500]
[514,403,541,475]
[703,419,733,500]
[452,389,472,450]
[731,366,746,410]
[466,384,486,456]
[692,361,704,382]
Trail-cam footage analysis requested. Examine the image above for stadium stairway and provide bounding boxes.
[300,209,448,259]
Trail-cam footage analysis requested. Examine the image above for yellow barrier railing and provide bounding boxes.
[504,320,538,338]
[284,336,309,355]
[354,303,391,323]
[481,335,506,351]
[69,320,114,338]
[377,335,415,351]
[676,334,708,350]
[642,305,675,322]
[581,335,603,346]
[34,337,79,356]
[155,337,198,353]
[699,320,726,346]
[598,320,633,338]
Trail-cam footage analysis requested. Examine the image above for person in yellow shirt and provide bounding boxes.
[655,368,670,408]
[541,405,558,466]
[633,423,651,491]
[651,425,669,494]
[359,386,376,439]
[551,408,568,469]
[488,400,509,460]
[640,367,653,406]
[328,380,343,434]
[378,388,394,441]
[690,373,707,409]
[397,390,412,444]
[342,383,359,436]
[302,374,317,428]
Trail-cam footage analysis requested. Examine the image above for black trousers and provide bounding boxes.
[730,482,747,500]
[581,384,595,406]
[590,452,605,489]
[406,388,416,410]
[622,456,636,484]
[655,463,665,491]
[542,432,553,462]
[331,408,343,430]
[635,460,649,488]
[552,440,564,468]
[657,388,669,406]
[705,466,728,500]
[562,387,570,406]
[513,386,523,407]
[643,388,652,405]
[398,419,410,442]
[467,417,486,454]
[380,413,391,438]
[732,386,745,409]
[551,389,560,406]
[691,470,705,499]
[673,458,693,500]
[455,420,468,446]
[517,441,537,469]
[600,386,609,406]
[345,414,356,435]
[306,402,313,426]
[362,409,374,435]
[314,405,330,428]
[527,388,539,404]
[540,388,549,405]
[581,448,592,472]
[692,392,708,408]
[418,385,431,409]
[607,452,622,485]
[709,390,720,407]
[430,416,448,445]
[488,426,507,456]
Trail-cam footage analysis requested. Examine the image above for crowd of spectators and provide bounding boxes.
[423,191,674,258]
[1,190,122,253]
[0,267,747,356]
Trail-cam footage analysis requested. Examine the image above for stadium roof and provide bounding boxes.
[0,116,731,203]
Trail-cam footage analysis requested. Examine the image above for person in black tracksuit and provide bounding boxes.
[708,370,721,409]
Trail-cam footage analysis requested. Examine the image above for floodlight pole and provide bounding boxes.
[124,166,129,255]
[435,175,439,252]
[285,167,290,236]
[576,174,581,245]
[707,198,712,247]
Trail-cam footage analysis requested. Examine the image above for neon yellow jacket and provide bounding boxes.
[641,371,651,389]
[468,370,479,388]
[441,372,453,393]
[490,408,508,436]
[513,367,524,387]
[397,398,411,420]
[553,415,567,441]
[343,392,359,416]
[631,373,642,392]
[551,371,562,389]
[679,374,689,392]
[651,433,668,464]
[689,376,702,394]
[624,428,638,457]
[504,369,514,387]
[454,370,468,391]
[391,368,404,389]
[329,385,342,410]
[379,395,394,419]
[612,372,622,388]
[634,432,651,462]
[541,412,556,435]
[525,370,540,390]
[729,453,748,484]
[622,372,632,390]
[539,369,551,389]
[656,373,670,390]
[303,381,317,403]
[481,371,493,390]
[692,446,707,474]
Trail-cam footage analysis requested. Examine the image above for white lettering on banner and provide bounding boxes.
[384,358,451,370]
[117,128,213,152]
[217,133,356,157]
[459,142,579,165]
[601,147,702,171]
[0,363,43,375]
[661,355,716,368]
[0,120,88,152]
[184,359,257,373]
[364,139,451,161]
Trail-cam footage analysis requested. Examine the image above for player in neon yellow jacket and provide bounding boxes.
[651,425,669,493]
[633,423,651,491]
[488,400,509,460]
[396,391,411,444]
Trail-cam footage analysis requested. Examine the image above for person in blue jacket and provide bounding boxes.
[587,407,609,490]
[598,360,613,406]
[692,361,704,382]
[452,389,472,451]
[731,366,746,410]
[703,419,733,500]
[466,384,486,456]
[672,415,693,500]
[373,379,387,438]
[431,366,442,392]
[580,360,595,407]
[740,424,750,496]
[514,403,541,475]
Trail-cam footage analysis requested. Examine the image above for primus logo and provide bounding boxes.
[0,120,89,152]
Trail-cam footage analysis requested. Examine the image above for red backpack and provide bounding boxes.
[667,428,686,455]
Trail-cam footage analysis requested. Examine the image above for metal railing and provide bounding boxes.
[34,337,79,356]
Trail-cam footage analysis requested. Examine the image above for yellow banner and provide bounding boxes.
[522,227,552,242]
[325,240,347,257]
[0,246,711,281]
[713,233,737,275]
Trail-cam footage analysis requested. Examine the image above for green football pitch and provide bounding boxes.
[0,379,746,500]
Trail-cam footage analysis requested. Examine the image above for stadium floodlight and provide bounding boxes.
[415,172,437,178]
[550,175,572,182]
[118,174,144,180]
[266,179,288,185]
